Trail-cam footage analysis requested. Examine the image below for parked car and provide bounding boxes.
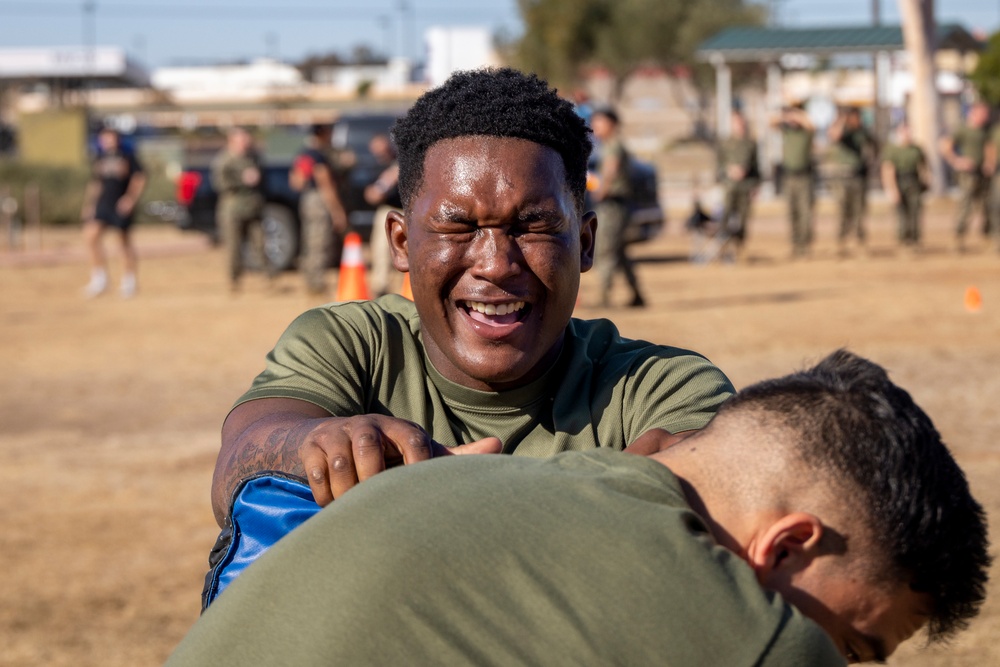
[173,113,399,270]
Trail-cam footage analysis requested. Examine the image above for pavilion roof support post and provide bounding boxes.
[712,54,732,139]
[899,0,945,194]
[764,62,783,181]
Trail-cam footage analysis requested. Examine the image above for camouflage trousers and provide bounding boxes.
[894,177,923,245]
[299,190,339,294]
[595,198,643,306]
[784,174,814,255]
[218,195,268,285]
[955,171,988,238]
[835,175,867,244]
[721,182,754,242]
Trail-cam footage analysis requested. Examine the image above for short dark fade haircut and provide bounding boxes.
[719,349,990,642]
[391,67,592,210]
[591,105,619,125]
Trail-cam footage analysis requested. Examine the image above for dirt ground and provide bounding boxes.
[2,198,999,666]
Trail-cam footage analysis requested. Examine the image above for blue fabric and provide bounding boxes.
[203,474,321,608]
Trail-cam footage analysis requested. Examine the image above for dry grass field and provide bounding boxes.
[1,199,998,665]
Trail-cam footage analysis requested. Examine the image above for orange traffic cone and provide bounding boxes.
[399,273,413,300]
[964,286,982,313]
[336,232,370,302]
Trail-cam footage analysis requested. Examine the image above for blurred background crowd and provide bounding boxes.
[1,0,998,293]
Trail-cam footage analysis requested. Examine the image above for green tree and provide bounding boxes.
[971,31,1000,107]
[513,0,763,90]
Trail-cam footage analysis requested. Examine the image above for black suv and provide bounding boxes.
[174,113,398,270]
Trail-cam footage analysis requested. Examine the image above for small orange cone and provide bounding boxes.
[964,286,982,313]
[399,273,413,300]
[335,232,370,302]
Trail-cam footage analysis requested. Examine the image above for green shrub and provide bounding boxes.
[0,155,175,227]
[0,161,89,226]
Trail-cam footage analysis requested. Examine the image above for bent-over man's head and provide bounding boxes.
[657,349,990,662]
[385,68,597,392]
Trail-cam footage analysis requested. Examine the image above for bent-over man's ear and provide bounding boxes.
[387,210,409,273]
[747,512,825,587]
[580,210,597,273]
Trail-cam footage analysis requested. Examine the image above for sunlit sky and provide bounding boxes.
[0,0,995,68]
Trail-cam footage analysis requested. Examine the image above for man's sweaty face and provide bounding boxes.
[397,136,594,391]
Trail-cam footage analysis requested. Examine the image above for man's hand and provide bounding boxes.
[115,195,136,217]
[298,414,502,505]
[952,156,975,173]
[726,164,746,182]
[213,398,502,524]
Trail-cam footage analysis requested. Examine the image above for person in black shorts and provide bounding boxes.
[81,127,146,298]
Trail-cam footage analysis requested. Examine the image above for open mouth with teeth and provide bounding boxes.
[460,300,529,326]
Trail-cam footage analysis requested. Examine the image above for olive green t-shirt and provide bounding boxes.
[718,136,759,185]
[598,136,632,198]
[882,143,926,177]
[780,124,814,173]
[167,450,845,666]
[235,295,734,452]
[992,126,1000,175]
[952,125,987,169]
[831,126,873,172]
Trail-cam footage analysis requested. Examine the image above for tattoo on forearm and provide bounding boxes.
[226,423,310,494]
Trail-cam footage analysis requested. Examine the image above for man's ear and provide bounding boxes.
[387,210,409,273]
[747,513,825,587]
[579,210,597,273]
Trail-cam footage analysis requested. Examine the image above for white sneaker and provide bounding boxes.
[83,275,108,298]
[120,274,137,298]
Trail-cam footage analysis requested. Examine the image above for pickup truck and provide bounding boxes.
[173,113,398,270]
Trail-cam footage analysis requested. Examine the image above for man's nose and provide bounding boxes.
[468,227,523,281]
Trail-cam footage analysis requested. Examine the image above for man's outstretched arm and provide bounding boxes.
[212,397,501,526]
[213,398,330,525]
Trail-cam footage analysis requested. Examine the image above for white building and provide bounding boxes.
[151,58,307,102]
[425,26,500,88]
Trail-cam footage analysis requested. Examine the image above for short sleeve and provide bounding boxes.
[624,349,735,439]
[233,305,382,417]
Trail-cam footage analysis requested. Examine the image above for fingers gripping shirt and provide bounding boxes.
[234,295,735,453]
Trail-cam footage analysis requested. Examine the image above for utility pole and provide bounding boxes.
[898,0,944,193]
[82,0,97,110]
[872,0,885,146]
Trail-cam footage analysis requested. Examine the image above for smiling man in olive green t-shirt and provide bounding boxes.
[210,68,733,524]
[203,67,733,605]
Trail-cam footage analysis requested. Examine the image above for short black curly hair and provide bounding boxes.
[391,67,592,210]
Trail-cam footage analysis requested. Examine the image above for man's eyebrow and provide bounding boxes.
[429,203,471,222]
[516,204,563,221]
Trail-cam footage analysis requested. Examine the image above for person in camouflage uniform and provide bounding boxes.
[290,123,349,295]
[211,127,273,292]
[828,107,875,255]
[591,107,645,308]
[716,110,759,261]
[880,120,928,249]
[986,110,1000,252]
[771,104,815,258]
[940,102,990,251]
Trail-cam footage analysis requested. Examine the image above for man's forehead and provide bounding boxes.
[427,135,556,158]
[423,136,567,183]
